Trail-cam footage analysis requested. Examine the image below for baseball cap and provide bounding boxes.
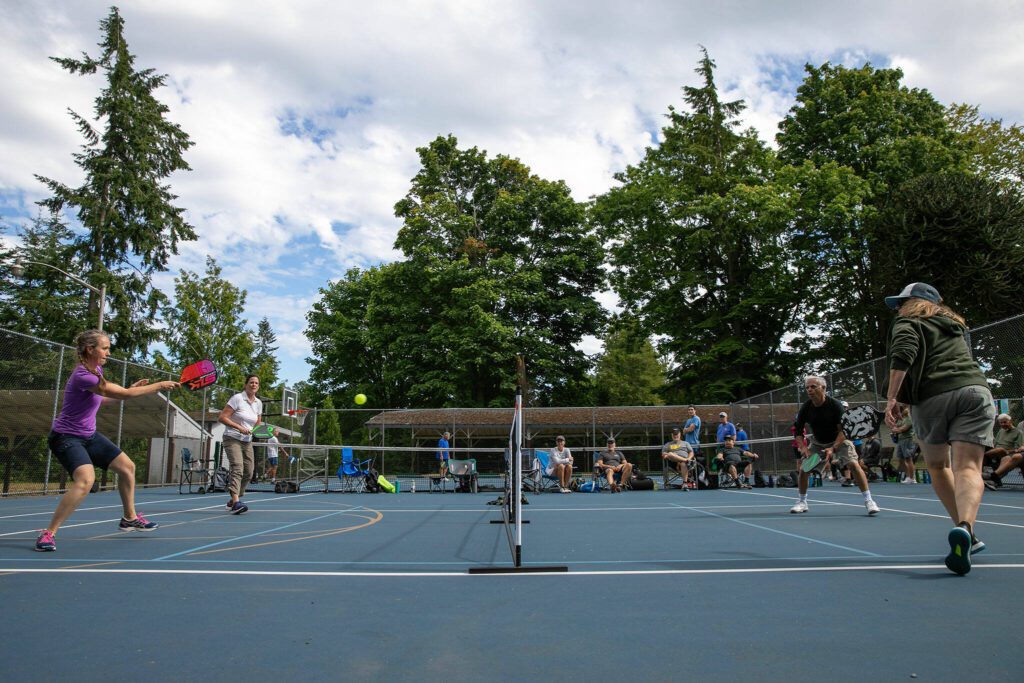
[885,282,941,309]
[671,426,681,433]
[718,412,727,418]
[607,437,615,443]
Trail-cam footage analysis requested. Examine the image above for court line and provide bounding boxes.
[152,508,364,560]
[668,502,882,557]
[186,510,383,555]
[0,493,323,538]
[738,489,1024,530]
[2,564,1022,577]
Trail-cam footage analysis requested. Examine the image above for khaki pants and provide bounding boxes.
[223,436,254,498]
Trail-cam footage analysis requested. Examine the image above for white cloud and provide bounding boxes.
[2,0,1022,383]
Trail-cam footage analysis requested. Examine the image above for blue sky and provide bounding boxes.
[2,1,1021,385]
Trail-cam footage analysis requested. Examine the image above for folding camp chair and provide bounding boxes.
[448,459,479,493]
[336,447,373,493]
[532,450,564,492]
[178,447,210,494]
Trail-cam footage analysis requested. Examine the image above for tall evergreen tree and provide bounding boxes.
[252,317,281,389]
[592,49,805,401]
[35,6,195,357]
[0,215,89,343]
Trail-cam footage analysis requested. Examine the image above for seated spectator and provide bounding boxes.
[858,433,891,481]
[662,427,695,491]
[984,414,1024,490]
[595,438,633,493]
[549,435,574,493]
[891,404,919,484]
[715,435,759,488]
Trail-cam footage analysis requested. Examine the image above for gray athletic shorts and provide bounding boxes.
[911,384,996,447]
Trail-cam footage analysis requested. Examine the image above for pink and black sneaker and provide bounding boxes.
[35,530,56,552]
[119,513,159,532]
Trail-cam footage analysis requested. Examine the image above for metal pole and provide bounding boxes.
[45,346,65,494]
[97,283,106,331]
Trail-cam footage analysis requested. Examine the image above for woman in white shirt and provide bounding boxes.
[549,435,574,493]
[218,375,263,514]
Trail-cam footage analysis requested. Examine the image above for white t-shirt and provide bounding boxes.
[223,392,262,443]
[266,435,280,460]
[547,446,572,474]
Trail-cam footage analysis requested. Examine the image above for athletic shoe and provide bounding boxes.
[119,513,159,532]
[970,537,986,555]
[842,480,855,487]
[900,478,916,485]
[790,501,808,514]
[866,500,880,516]
[226,501,234,510]
[945,525,972,575]
[983,480,998,491]
[35,530,56,552]
[986,472,1002,490]
[231,501,249,515]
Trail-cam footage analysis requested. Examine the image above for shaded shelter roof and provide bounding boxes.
[0,389,195,439]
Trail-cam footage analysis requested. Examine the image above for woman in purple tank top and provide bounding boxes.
[35,330,180,552]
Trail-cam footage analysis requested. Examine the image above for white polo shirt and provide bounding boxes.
[223,392,262,443]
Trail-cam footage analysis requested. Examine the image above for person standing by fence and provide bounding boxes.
[883,282,996,575]
[36,330,180,552]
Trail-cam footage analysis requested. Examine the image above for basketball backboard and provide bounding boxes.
[281,385,298,415]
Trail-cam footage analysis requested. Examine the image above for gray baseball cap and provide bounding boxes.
[885,282,941,309]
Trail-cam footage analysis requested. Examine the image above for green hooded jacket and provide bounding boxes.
[884,314,987,405]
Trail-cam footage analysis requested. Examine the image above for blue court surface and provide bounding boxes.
[1,483,1022,682]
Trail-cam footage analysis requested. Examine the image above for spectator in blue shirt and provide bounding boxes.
[437,431,451,477]
[736,424,749,449]
[716,412,737,444]
[683,405,701,447]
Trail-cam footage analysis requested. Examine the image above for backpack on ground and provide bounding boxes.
[754,469,766,488]
[364,467,382,493]
[578,479,601,493]
[210,466,230,492]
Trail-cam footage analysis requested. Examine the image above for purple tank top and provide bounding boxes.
[52,365,104,436]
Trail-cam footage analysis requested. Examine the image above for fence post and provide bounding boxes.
[44,346,66,495]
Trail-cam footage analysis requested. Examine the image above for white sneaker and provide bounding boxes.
[866,500,880,515]
[900,478,916,485]
[790,501,808,514]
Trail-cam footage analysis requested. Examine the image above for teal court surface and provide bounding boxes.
[1,483,1022,682]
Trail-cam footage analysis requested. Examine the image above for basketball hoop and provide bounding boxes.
[287,409,309,427]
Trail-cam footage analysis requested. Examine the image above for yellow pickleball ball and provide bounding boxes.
[354,393,367,405]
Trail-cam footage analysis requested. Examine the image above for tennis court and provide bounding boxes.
[1,482,1022,682]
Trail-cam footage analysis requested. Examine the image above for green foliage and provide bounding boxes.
[593,320,667,405]
[947,103,1024,188]
[251,317,281,390]
[316,394,343,446]
[308,135,605,407]
[33,6,195,357]
[0,215,90,344]
[776,61,969,362]
[162,256,254,390]
[592,49,807,401]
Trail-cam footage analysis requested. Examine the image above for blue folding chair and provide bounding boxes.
[532,450,564,492]
[336,447,373,493]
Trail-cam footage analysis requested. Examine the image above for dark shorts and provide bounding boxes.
[48,430,122,475]
[722,458,751,470]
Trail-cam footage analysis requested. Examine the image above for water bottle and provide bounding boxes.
[411,479,416,493]
[924,470,931,484]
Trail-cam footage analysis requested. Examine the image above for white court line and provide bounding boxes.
[1,564,1022,578]
[738,488,1024,531]
[0,492,327,538]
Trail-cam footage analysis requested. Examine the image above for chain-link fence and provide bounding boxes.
[0,328,238,496]
[731,313,1024,475]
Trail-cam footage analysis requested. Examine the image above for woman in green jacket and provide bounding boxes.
[884,283,995,576]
